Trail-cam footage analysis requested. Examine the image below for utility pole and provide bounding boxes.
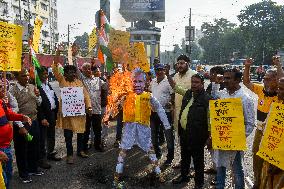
[188,8,192,58]
[67,24,70,46]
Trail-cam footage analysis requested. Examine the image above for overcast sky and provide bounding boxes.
[58,0,284,51]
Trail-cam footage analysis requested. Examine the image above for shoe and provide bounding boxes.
[38,159,51,169]
[113,140,120,148]
[95,146,104,152]
[66,156,74,164]
[28,171,44,176]
[20,176,32,183]
[77,151,89,158]
[163,159,173,166]
[47,154,62,161]
[204,168,217,174]
[172,175,189,184]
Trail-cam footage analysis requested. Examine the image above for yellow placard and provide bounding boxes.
[128,42,150,72]
[210,98,247,150]
[257,102,284,170]
[32,17,43,53]
[108,29,130,63]
[89,27,97,52]
[0,162,5,189]
[0,21,23,71]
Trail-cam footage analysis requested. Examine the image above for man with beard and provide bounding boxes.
[243,57,284,189]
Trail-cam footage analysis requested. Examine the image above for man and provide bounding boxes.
[211,68,256,189]
[243,57,283,188]
[0,79,32,189]
[173,54,197,131]
[150,63,175,165]
[167,71,211,188]
[53,49,92,164]
[75,62,106,153]
[256,64,265,82]
[10,69,43,183]
[37,66,61,169]
[259,76,284,189]
[104,68,171,186]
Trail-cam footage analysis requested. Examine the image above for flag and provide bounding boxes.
[97,10,113,72]
[30,46,42,87]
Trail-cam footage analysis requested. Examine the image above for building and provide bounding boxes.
[0,0,59,53]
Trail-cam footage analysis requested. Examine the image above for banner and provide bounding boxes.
[61,87,85,117]
[32,17,43,53]
[88,27,97,53]
[257,102,284,170]
[0,21,23,71]
[108,29,130,63]
[210,98,247,150]
[128,42,150,72]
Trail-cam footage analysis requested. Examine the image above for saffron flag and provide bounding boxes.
[209,98,247,150]
[89,27,97,53]
[257,102,284,170]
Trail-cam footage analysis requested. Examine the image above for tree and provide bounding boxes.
[199,18,237,64]
[74,32,89,57]
[238,0,284,64]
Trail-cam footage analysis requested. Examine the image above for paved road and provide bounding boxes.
[10,81,255,189]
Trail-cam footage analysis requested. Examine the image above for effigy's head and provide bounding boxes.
[132,68,146,95]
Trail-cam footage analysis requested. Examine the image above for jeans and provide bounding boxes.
[0,146,12,189]
[150,112,174,160]
[63,129,84,156]
[116,110,123,141]
[216,151,245,189]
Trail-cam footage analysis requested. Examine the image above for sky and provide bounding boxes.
[58,0,284,52]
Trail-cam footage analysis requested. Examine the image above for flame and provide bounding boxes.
[103,68,134,124]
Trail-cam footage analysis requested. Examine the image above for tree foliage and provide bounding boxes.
[74,32,89,57]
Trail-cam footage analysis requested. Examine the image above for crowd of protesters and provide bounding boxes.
[0,43,283,189]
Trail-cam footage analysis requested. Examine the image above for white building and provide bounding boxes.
[0,0,59,53]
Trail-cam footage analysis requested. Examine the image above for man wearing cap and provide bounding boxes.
[150,63,175,165]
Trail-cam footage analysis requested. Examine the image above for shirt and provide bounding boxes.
[173,69,197,129]
[41,83,57,110]
[251,83,278,122]
[150,76,173,112]
[211,83,257,168]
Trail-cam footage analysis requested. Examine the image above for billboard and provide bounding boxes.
[119,0,165,22]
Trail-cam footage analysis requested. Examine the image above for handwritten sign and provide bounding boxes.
[61,87,85,117]
[257,102,284,170]
[32,17,43,53]
[89,27,97,53]
[210,98,247,150]
[128,42,150,72]
[109,29,130,63]
[0,21,23,71]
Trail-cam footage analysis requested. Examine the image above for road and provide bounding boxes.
[10,81,255,189]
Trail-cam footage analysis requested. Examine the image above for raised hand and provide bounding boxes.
[244,58,253,67]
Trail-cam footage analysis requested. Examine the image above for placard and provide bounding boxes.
[61,87,85,117]
[0,21,23,71]
[257,102,284,170]
[128,42,150,72]
[32,17,43,53]
[210,98,247,150]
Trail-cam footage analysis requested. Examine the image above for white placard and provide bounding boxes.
[61,87,85,117]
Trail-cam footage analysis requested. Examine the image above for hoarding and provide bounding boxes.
[120,0,165,22]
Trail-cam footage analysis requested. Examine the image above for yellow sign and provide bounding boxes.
[0,162,5,189]
[109,29,130,63]
[210,98,247,150]
[89,27,97,52]
[0,21,23,71]
[32,17,43,53]
[128,42,150,72]
[257,102,284,170]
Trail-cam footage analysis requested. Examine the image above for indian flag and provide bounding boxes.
[97,10,113,72]
[30,46,43,87]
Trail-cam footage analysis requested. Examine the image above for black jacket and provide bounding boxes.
[178,89,211,150]
[37,83,59,122]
